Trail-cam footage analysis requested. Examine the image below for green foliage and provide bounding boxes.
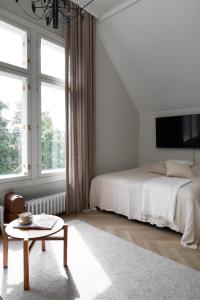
[41,111,65,171]
[0,101,65,176]
[0,101,22,175]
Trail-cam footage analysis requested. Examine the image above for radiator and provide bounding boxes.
[0,205,4,230]
[25,192,66,215]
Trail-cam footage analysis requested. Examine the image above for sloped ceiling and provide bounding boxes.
[97,0,200,113]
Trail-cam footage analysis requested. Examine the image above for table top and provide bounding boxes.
[5,215,64,240]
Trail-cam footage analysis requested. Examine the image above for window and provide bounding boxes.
[0,19,29,182]
[41,38,65,80]
[41,82,65,174]
[0,71,28,179]
[39,37,65,176]
[0,17,65,183]
[0,20,27,69]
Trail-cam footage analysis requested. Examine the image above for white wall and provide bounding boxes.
[95,36,139,175]
[97,0,200,113]
[139,108,200,165]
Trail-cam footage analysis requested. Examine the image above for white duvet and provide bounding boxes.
[90,165,200,248]
[142,176,191,223]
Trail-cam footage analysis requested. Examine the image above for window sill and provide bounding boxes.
[0,173,65,192]
[39,168,65,177]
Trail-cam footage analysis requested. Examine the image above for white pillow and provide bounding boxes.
[166,159,194,167]
[150,161,166,176]
[165,161,194,178]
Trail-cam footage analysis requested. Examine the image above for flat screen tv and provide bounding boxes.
[156,114,200,148]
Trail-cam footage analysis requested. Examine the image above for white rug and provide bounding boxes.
[0,219,200,300]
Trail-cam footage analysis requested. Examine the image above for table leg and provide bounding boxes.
[3,225,8,268]
[23,238,29,290]
[41,240,46,251]
[63,225,68,267]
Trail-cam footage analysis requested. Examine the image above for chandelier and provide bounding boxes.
[15,0,95,29]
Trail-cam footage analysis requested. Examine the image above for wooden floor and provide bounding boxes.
[63,210,200,271]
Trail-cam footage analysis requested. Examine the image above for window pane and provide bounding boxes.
[0,71,28,178]
[41,39,65,80]
[0,20,27,68]
[41,82,65,173]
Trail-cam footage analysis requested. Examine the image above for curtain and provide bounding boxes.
[65,5,96,214]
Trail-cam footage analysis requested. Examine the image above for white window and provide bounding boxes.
[0,71,28,179]
[39,37,65,176]
[0,16,65,184]
[41,38,65,80]
[0,19,30,182]
[40,81,65,174]
[0,20,27,69]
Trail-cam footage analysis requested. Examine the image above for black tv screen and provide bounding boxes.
[156,114,200,148]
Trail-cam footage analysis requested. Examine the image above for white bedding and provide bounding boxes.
[142,176,191,223]
[90,165,200,248]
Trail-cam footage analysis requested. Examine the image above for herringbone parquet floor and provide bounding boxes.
[63,210,200,271]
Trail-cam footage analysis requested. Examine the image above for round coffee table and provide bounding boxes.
[3,215,68,290]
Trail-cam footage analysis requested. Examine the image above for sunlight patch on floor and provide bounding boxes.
[0,242,23,295]
[67,225,112,299]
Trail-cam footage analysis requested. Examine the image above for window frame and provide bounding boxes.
[0,11,65,186]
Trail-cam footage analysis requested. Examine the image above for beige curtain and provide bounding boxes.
[65,5,96,214]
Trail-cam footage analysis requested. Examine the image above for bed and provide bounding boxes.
[90,163,200,249]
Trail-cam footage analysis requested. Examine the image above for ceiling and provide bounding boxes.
[74,0,128,18]
[97,0,200,113]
